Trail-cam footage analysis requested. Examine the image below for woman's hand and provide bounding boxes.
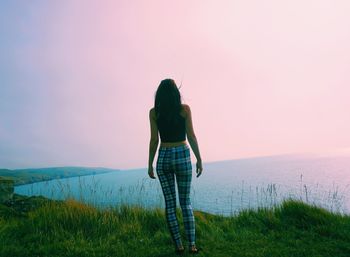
[196,160,203,177]
[148,166,156,179]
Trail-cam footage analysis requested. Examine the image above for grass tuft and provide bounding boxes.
[0,196,349,257]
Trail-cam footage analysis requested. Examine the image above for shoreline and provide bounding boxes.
[0,167,120,187]
[12,171,115,187]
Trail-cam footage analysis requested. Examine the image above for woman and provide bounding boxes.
[148,78,203,255]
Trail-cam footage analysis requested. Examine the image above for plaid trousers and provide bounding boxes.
[156,144,196,247]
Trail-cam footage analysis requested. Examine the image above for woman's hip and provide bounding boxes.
[156,144,191,171]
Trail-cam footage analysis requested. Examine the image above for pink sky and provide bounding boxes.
[1,0,350,169]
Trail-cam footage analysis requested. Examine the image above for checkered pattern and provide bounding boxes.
[156,144,196,248]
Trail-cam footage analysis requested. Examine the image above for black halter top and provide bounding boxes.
[156,114,186,142]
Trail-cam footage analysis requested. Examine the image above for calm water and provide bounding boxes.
[15,154,350,216]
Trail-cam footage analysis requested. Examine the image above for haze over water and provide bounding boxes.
[15,154,350,216]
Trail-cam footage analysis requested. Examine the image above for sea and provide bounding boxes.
[15,154,350,216]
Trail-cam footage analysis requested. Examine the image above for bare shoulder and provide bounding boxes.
[182,103,190,110]
[179,104,189,118]
[149,107,156,119]
[181,104,191,113]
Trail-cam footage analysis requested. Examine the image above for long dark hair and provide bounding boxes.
[154,78,182,122]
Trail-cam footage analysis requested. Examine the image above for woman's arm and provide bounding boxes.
[184,104,203,177]
[148,108,159,179]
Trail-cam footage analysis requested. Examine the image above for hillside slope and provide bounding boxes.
[0,167,119,185]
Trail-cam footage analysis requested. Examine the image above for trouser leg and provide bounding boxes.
[156,149,182,247]
[175,146,196,247]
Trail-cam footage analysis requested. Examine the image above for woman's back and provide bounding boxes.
[156,105,187,143]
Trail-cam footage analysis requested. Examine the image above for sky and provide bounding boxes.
[1,0,350,169]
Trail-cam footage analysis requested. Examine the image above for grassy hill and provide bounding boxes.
[0,195,349,257]
[0,167,119,185]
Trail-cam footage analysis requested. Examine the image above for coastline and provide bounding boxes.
[0,167,120,186]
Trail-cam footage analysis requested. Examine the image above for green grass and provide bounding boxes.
[0,195,349,257]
